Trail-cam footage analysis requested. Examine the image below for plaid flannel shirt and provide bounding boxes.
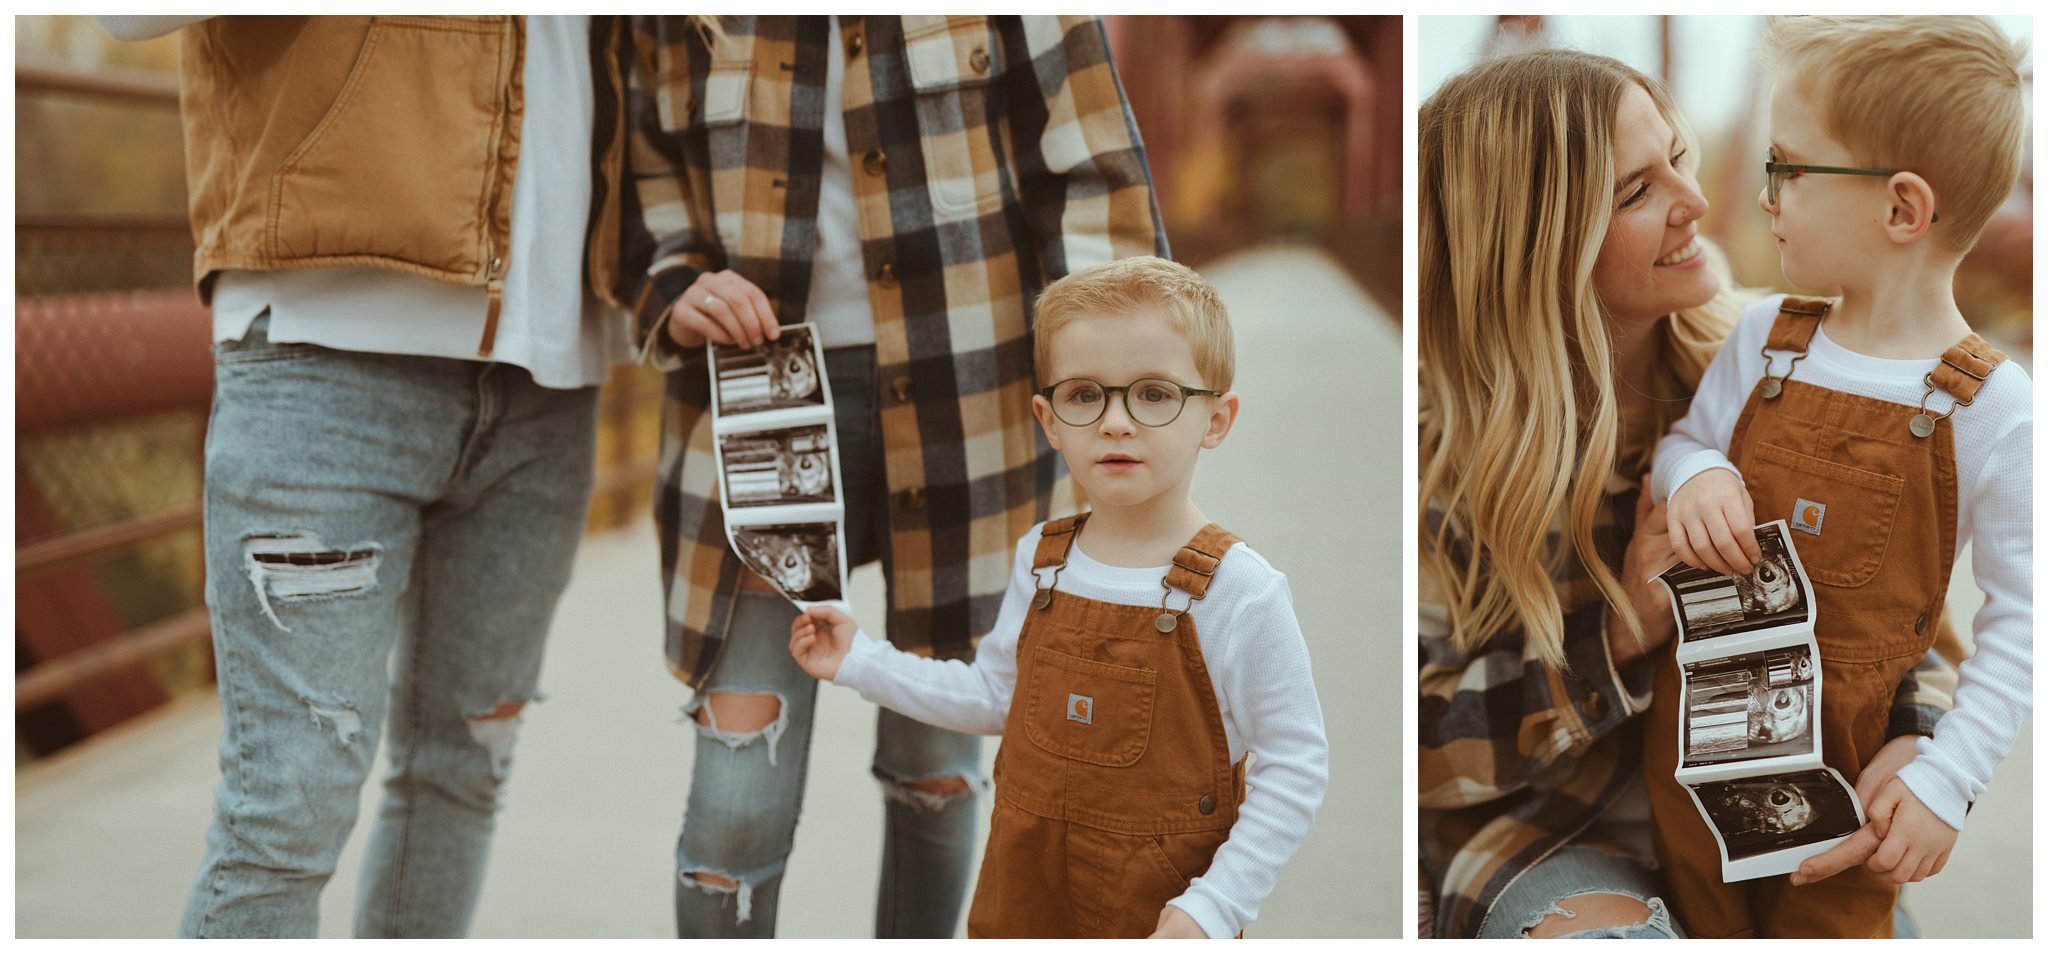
[618,16,1166,686]
[1417,327,1959,939]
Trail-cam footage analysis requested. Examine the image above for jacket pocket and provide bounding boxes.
[267,16,509,276]
[901,15,1006,220]
[1748,441,1903,588]
[1022,646,1156,767]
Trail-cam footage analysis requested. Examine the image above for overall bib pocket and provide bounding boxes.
[1022,646,1157,767]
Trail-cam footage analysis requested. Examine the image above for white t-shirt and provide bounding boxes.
[806,17,878,350]
[1653,293,2034,830]
[211,16,631,389]
[833,521,1329,940]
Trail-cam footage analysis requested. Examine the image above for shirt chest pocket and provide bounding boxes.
[1747,441,1905,589]
[650,35,754,250]
[901,15,1007,221]
[1022,646,1156,768]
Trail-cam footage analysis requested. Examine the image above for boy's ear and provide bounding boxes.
[1031,393,1062,451]
[1882,172,1939,245]
[1199,391,1241,450]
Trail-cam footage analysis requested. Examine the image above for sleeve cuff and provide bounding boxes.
[1894,756,1973,832]
[1561,605,1651,735]
[1167,894,1232,941]
[828,628,887,693]
[632,263,704,372]
[1655,450,1740,503]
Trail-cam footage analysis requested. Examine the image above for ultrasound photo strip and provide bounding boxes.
[1658,520,1813,648]
[1658,521,1858,881]
[1683,768,1863,882]
[719,424,839,509]
[707,323,850,609]
[1681,645,1817,770]
[710,325,828,419]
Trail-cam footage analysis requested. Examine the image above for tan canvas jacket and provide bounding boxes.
[177,15,632,355]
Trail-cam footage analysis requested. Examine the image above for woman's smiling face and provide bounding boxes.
[1591,84,1720,328]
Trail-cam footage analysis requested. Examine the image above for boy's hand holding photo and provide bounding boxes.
[1665,467,1761,576]
[1791,734,1941,885]
[789,607,859,682]
[1149,906,1207,938]
[1862,776,1958,884]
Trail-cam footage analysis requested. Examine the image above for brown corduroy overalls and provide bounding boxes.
[966,513,1248,938]
[1645,296,2006,938]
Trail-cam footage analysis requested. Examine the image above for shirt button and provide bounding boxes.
[1198,794,1217,815]
[969,47,991,74]
[877,262,898,288]
[1584,691,1607,721]
[900,486,925,512]
[863,149,886,177]
[846,32,863,57]
[891,376,913,403]
[1915,613,1929,635]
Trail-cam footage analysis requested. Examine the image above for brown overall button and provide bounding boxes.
[1199,794,1217,815]
[1584,691,1607,721]
[1915,614,1929,635]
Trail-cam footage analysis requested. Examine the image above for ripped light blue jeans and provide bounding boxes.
[180,315,597,937]
[674,346,984,938]
[1478,846,1686,939]
[1477,844,1920,939]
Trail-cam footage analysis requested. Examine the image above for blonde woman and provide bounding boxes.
[1415,49,1957,938]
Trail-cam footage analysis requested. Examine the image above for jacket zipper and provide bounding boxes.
[477,16,520,358]
[479,246,505,357]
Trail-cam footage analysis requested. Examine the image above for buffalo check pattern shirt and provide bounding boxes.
[620,16,1167,685]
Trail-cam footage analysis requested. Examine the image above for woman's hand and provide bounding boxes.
[665,270,780,349]
[1666,467,1761,576]
[789,606,858,681]
[1608,475,1678,665]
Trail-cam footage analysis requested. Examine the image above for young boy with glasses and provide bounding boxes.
[1646,16,2031,937]
[787,255,1328,938]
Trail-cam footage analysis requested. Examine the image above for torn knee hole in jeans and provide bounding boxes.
[466,696,541,777]
[1521,892,1662,938]
[242,531,382,632]
[679,864,762,924]
[305,699,364,746]
[682,691,788,766]
[875,768,985,812]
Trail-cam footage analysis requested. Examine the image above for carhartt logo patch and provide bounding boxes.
[1792,498,1826,535]
[1067,693,1093,725]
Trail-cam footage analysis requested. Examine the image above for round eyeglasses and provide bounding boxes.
[1039,376,1222,428]
[1764,146,1937,222]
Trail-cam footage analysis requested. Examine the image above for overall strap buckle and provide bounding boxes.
[1156,524,1241,632]
[1757,296,1832,399]
[1912,334,2007,438]
[1030,512,1089,610]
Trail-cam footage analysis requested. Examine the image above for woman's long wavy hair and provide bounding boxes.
[1419,49,1742,668]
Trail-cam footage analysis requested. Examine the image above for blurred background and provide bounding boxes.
[1420,15,2033,939]
[12,15,1401,937]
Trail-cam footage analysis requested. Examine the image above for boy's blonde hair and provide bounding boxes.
[1763,16,2028,254]
[1032,256,1235,392]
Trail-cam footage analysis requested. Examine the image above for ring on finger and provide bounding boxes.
[703,293,721,310]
